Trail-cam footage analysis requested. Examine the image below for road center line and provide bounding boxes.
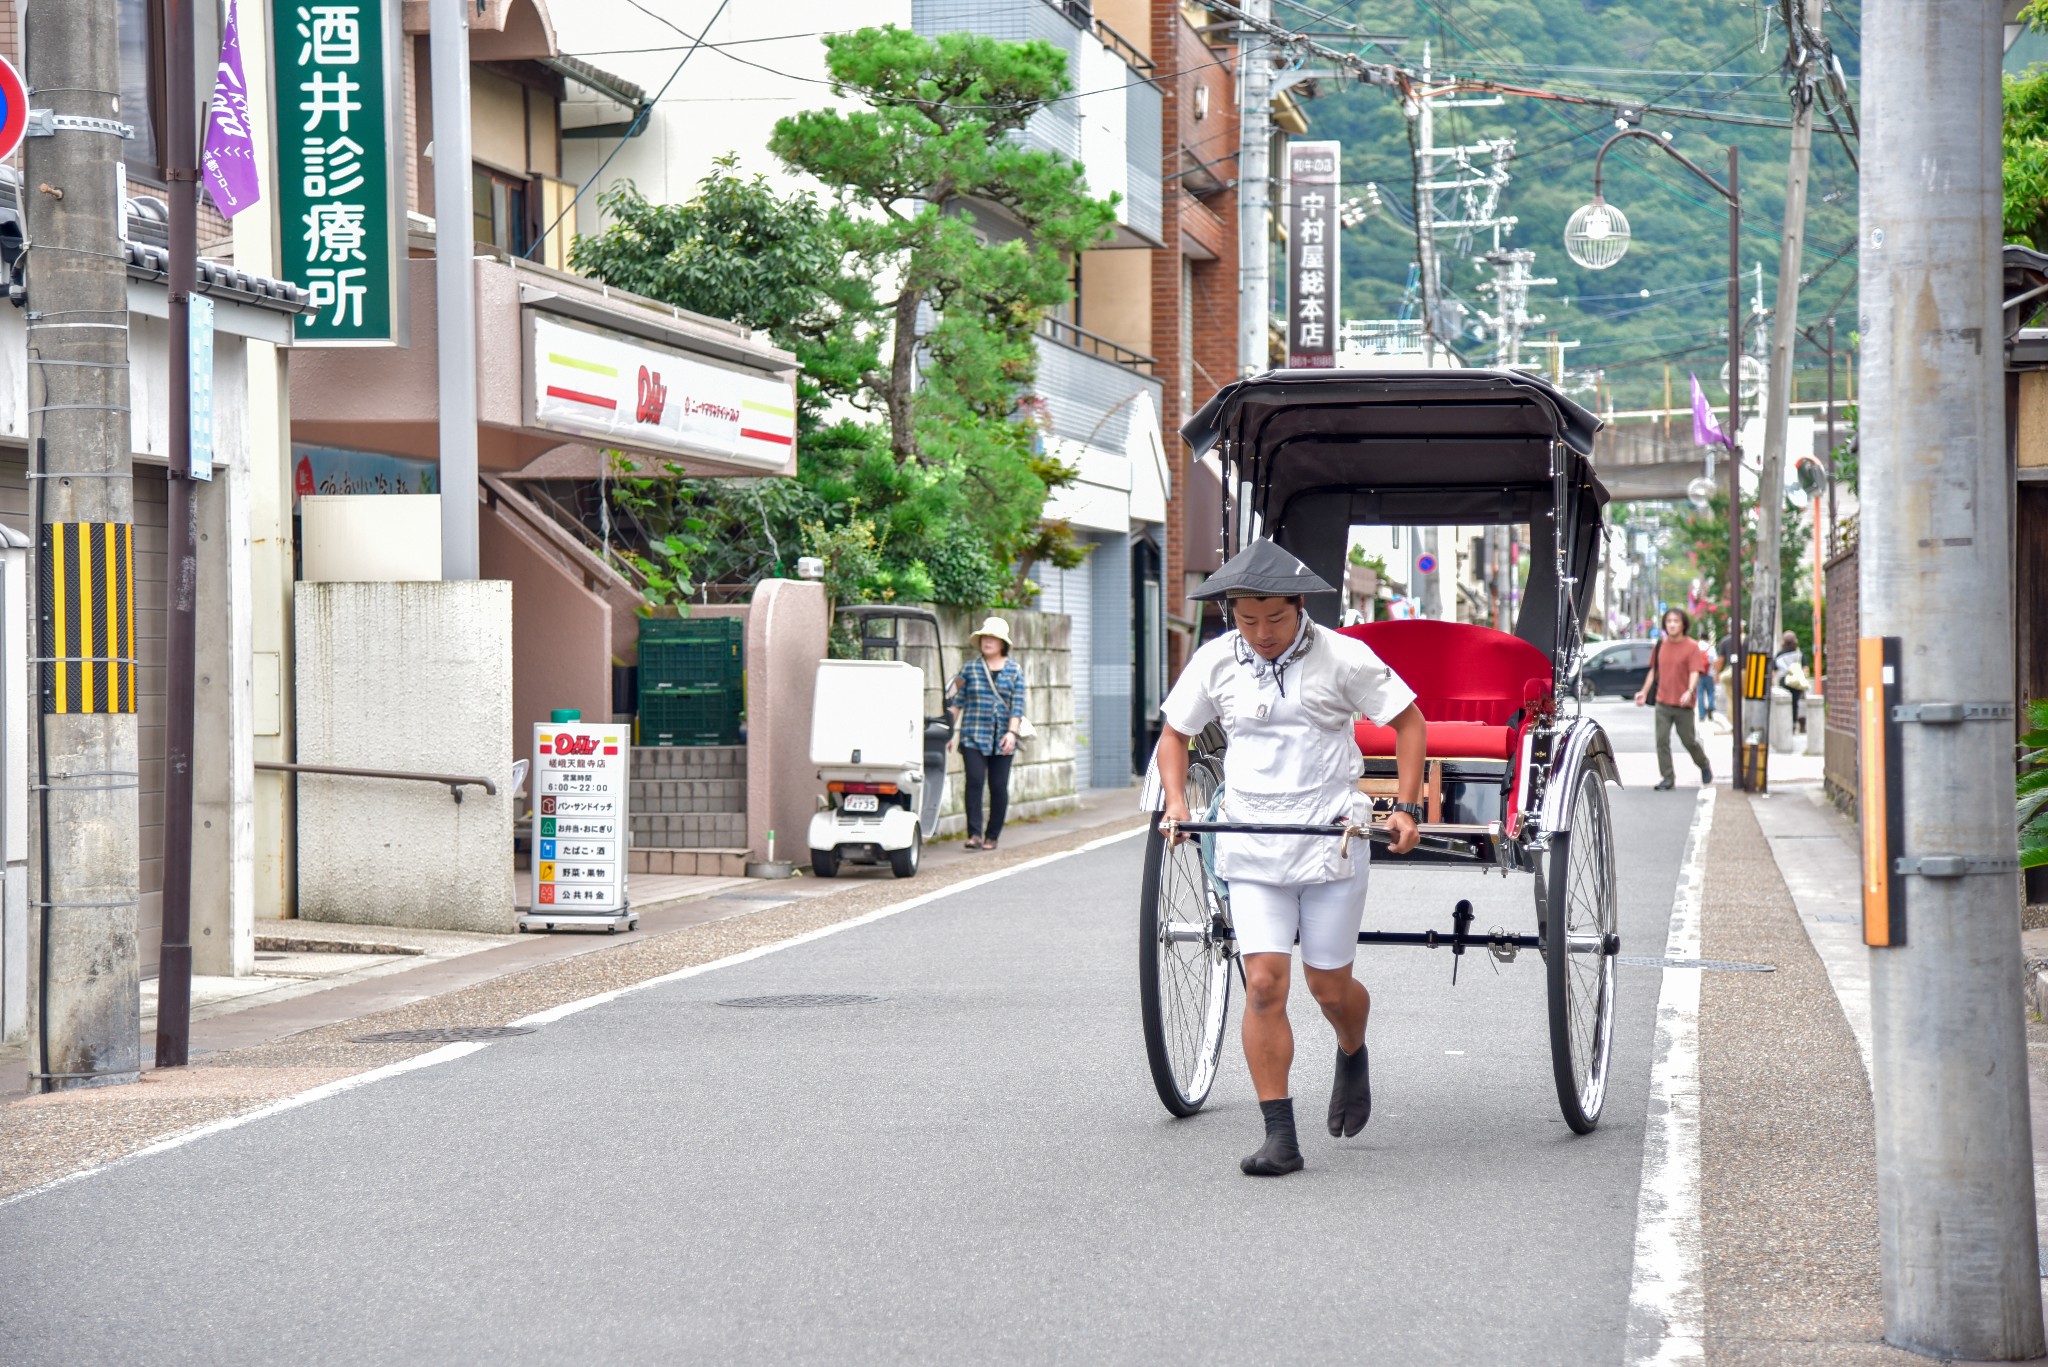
[1624,784,1716,1366]
[1,824,1148,1210]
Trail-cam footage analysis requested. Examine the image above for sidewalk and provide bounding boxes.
[1720,775,2048,1363]
[0,788,1146,1200]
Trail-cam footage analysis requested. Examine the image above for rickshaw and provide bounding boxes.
[1139,369,1621,1134]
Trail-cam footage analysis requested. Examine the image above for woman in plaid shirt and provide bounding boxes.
[948,616,1026,851]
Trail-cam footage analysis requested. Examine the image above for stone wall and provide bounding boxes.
[932,607,1077,835]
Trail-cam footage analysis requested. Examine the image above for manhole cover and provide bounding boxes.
[1617,956,1775,973]
[351,1026,536,1043]
[716,994,882,1009]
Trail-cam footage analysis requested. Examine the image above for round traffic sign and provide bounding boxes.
[0,58,27,165]
[1416,554,1437,574]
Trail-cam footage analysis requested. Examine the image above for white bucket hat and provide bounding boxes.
[970,615,1013,648]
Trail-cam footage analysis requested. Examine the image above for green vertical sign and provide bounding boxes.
[272,1,407,345]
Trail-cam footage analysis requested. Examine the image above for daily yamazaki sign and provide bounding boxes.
[528,314,796,471]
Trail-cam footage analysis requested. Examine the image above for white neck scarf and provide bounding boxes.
[1232,614,1315,696]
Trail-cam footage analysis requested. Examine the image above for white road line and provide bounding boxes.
[1624,784,1716,1366]
[0,1042,487,1211]
[1,824,1148,1210]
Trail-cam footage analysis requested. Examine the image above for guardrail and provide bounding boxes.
[255,761,498,804]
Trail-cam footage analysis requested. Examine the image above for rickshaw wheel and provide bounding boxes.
[1540,767,1618,1134]
[1139,760,1234,1117]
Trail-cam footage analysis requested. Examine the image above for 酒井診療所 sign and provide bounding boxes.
[272,0,407,345]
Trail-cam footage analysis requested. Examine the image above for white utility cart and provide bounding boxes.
[807,607,953,879]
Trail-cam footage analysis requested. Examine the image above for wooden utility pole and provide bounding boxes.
[22,0,143,1090]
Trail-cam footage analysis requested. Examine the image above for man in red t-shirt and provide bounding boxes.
[1633,608,1714,790]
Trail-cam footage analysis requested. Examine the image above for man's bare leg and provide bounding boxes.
[1306,963,1373,1138]
[1239,953,1303,1175]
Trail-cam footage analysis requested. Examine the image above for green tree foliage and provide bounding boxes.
[2021,698,2048,870]
[569,32,1119,610]
[2008,38,2048,249]
[1653,491,1811,651]
[771,25,1119,597]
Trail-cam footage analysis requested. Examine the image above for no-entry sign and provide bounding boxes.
[0,58,26,164]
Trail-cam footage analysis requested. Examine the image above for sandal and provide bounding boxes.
[964,836,987,850]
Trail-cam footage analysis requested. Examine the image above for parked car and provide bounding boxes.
[1575,638,1655,698]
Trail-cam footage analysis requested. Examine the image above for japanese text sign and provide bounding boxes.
[1286,140,1341,369]
[533,723,630,914]
[272,1,407,345]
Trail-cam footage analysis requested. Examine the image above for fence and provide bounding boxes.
[1823,535,1859,814]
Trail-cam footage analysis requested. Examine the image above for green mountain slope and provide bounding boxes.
[1295,0,1861,412]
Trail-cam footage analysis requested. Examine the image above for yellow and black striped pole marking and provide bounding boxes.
[1742,648,1772,702]
[40,522,135,714]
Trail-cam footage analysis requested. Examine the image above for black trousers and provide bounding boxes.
[961,747,1014,841]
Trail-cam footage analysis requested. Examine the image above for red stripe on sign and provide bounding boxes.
[740,427,794,446]
[603,745,618,755]
[546,385,617,411]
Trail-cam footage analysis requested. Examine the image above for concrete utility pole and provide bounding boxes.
[22,0,143,1090]
[431,0,479,578]
[1235,0,1272,377]
[1746,0,1818,685]
[1861,1,2045,1357]
[1412,44,1440,366]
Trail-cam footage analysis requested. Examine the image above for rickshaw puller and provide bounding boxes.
[1154,541,1427,1176]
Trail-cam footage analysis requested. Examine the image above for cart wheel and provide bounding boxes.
[1541,766,1618,1134]
[890,826,921,879]
[811,847,840,879]
[1139,760,1234,1117]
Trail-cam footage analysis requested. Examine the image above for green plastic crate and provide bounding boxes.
[639,636,743,690]
[638,683,742,746]
[640,616,743,646]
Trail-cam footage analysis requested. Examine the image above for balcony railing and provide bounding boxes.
[1038,316,1156,375]
[1093,18,1156,74]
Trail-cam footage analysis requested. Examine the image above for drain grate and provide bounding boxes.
[1618,956,1776,973]
[716,993,881,1009]
[351,1025,536,1044]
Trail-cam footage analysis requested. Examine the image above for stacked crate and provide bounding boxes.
[637,617,744,746]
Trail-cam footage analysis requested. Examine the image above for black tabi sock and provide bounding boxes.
[1240,1097,1305,1176]
[1328,1042,1372,1138]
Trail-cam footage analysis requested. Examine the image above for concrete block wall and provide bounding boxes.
[294,581,516,932]
[627,745,747,853]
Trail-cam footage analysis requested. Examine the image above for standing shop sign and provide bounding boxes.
[1286,140,1341,369]
[270,0,407,345]
[523,722,637,934]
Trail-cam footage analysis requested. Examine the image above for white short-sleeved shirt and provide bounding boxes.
[1161,624,1417,885]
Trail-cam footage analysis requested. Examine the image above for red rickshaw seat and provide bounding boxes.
[1337,620,1554,761]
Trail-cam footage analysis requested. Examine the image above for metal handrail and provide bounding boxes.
[1037,315,1157,374]
[255,761,497,804]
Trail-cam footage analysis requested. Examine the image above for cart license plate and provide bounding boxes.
[843,794,880,813]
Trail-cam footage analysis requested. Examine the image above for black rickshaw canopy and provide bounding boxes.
[1181,369,1608,664]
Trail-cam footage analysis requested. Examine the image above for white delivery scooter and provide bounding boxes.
[807,607,952,879]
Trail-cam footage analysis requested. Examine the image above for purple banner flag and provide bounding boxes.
[1690,372,1729,448]
[201,0,261,219]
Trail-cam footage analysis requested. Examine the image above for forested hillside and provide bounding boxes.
[1297,0,1861,411]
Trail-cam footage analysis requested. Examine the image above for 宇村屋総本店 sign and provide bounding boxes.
[272,0,406,345]
[529,314,797,471]
[1286,140,1341,370]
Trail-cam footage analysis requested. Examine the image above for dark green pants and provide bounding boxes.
[1655,702,1711,783]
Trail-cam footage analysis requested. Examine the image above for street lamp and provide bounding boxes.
[1567,129,1749,788]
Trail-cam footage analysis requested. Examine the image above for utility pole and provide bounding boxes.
[1862,1,2044,1357]
[1725,146,1745,790]
[155,0,199,1069]
[1746,0,1818,706]
[431,0,479,577]
[1235,0,1273,377]
[22,0,143,1090]
[1412,43,1440,366]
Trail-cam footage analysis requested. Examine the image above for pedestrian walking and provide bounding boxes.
[1152,540,1426,1177]
[948,616,1025,852]
[1634,607,1714,790]
[1695,628,1719,724]
[1775,630,1810,734]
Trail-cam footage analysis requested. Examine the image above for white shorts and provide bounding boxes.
[1229,856,1371,970]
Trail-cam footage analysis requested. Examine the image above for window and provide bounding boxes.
[117,0,162,179]
[472,167,532,255]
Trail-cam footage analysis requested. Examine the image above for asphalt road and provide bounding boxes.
[1,733,1700,1364]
